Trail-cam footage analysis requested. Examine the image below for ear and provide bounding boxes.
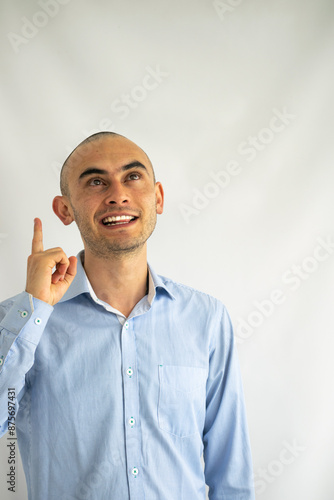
[155,182,164,215]
[52,196,75,226]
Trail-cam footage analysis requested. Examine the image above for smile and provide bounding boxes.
[101,215,137,226]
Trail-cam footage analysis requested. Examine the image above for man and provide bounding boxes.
[0,132,254,499]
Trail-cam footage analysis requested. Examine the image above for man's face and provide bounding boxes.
[61,136,164,259]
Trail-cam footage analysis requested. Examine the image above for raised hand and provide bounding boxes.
[25,218,77,306]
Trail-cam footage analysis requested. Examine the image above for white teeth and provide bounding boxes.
[102,215,135,224]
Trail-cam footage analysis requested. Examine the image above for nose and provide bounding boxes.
[104,181,129,205]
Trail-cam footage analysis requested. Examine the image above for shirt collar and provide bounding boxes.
[147,263,175,301]
[59,251,175,304]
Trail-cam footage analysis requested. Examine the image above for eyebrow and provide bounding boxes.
[78,161,148,180]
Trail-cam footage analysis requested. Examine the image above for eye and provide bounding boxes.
[89,178,104,186]
[127,172,141,181]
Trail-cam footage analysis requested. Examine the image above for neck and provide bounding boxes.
[82,245,148,317]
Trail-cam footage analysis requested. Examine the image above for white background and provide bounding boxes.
[1,0,334,499]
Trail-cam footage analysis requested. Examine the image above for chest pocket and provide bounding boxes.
[158,365,207,438]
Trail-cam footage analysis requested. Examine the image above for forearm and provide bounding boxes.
[0,292,53,436]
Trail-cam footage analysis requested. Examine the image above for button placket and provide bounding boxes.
[121,319,144,496]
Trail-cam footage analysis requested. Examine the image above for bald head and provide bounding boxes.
[60,132,155,198]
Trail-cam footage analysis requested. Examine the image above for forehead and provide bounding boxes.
[67,136,150,177]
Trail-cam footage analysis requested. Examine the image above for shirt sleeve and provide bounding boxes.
[203,304,255,500]
[0,292,53,437]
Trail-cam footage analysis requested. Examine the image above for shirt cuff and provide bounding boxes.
[0,291,54,344]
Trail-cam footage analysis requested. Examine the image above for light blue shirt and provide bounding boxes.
[0,252,254,500]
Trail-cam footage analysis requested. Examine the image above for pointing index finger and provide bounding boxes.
[32,218,44,253]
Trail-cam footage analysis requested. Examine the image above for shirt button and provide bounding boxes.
[124,321,129,329]
[128,417,136,427]
[131,467,139,477]
[126,368,133,377]
[20,311,28,318]
[34,318,42,325]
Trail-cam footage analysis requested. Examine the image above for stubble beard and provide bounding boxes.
[71,204,157,260]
